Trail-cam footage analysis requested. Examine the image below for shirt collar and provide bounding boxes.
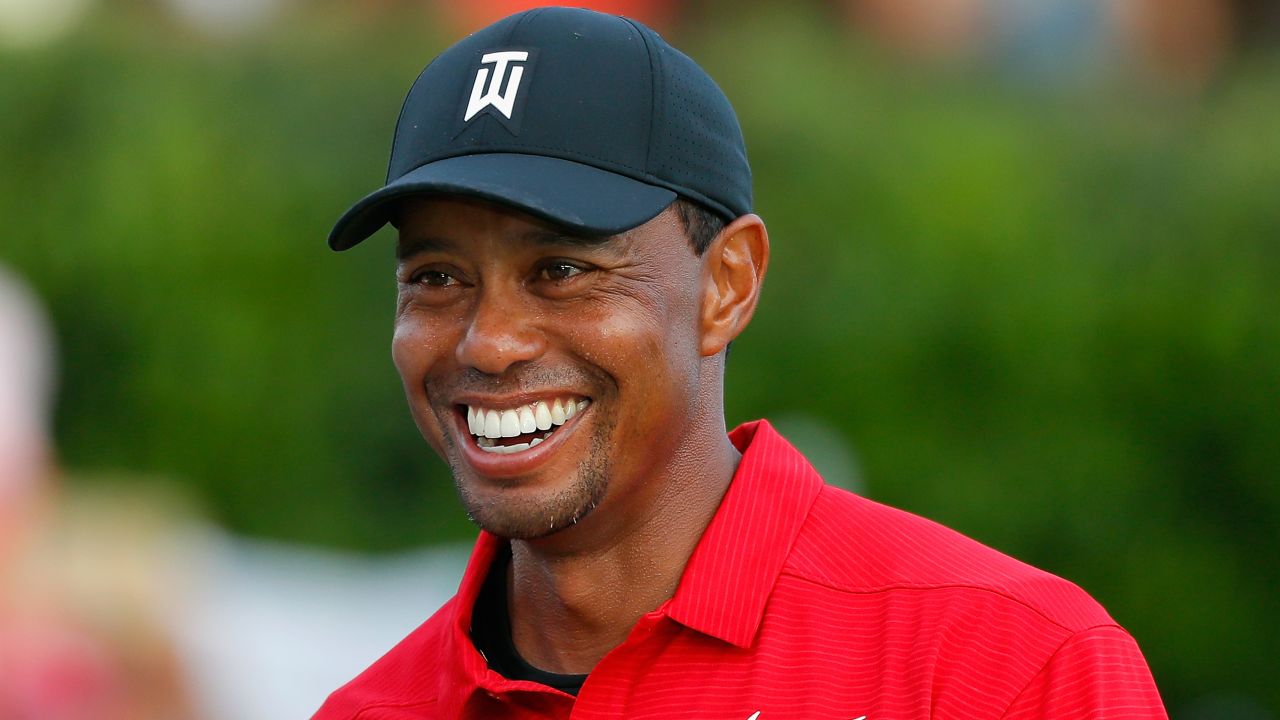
[441,531,503,690]
[440,530,558,716]
[441,419,826,702]
[663,419,825,648]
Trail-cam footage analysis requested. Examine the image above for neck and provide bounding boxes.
[505,421,740,675]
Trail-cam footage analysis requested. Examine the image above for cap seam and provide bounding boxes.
[507,6,545,37]
[620,16,662,177]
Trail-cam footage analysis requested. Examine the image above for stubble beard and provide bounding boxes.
[445,409,614,540]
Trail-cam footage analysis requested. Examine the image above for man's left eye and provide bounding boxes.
[539,262,585,281]
[413,270,457,286]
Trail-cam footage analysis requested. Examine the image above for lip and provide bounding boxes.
[452,396,591,479]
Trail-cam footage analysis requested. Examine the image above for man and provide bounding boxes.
[314,8,1166,719]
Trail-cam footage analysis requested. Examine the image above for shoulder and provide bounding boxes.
[767,485,1160,716]
[310,597,456,720]
[782,484,1117,633]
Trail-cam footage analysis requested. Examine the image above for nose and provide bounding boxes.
[455,284,545,375]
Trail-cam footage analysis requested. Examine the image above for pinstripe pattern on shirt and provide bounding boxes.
[313,420,1167,720]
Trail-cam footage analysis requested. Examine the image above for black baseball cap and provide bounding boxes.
[328,7,752,251]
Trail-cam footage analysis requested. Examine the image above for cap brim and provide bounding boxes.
[328,153,677,251]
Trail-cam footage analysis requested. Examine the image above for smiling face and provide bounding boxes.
[393,196,714,541]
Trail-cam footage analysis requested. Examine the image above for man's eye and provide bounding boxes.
[413,270,456,287]
[539,262,585,281]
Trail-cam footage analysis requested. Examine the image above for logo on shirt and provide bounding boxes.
[464,50,532,124]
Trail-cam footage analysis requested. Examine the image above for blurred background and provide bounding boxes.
[1,0,1277,717]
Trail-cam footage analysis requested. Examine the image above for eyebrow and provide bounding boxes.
[395,235,452,262]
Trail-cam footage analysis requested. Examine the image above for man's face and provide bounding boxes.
[393,196,707,541]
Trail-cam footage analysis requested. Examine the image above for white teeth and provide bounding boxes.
[500,409,521,438]
[534,402,553,431]
[466,397,589,439]
[518,406,537,434]
[480,441,530,455]
[475,435,547,454]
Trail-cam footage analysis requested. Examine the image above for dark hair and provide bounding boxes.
[672,197,728,255]
[672,197,736,360]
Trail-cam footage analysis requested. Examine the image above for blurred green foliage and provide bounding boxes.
[1,4,1276,716]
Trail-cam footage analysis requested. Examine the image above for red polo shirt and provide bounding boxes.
[314,420,1167,719]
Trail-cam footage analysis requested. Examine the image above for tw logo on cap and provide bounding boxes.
[462,50,534,131]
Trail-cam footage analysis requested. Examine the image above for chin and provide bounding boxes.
[456,464,609,540]
[450,411,613,539]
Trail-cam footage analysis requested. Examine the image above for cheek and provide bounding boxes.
[575,282,702,401]
[391,318,427,390]
[394,312,460,448]
[391,314,454,432]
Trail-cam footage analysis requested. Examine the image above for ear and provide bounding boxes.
[699,213,769,357]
